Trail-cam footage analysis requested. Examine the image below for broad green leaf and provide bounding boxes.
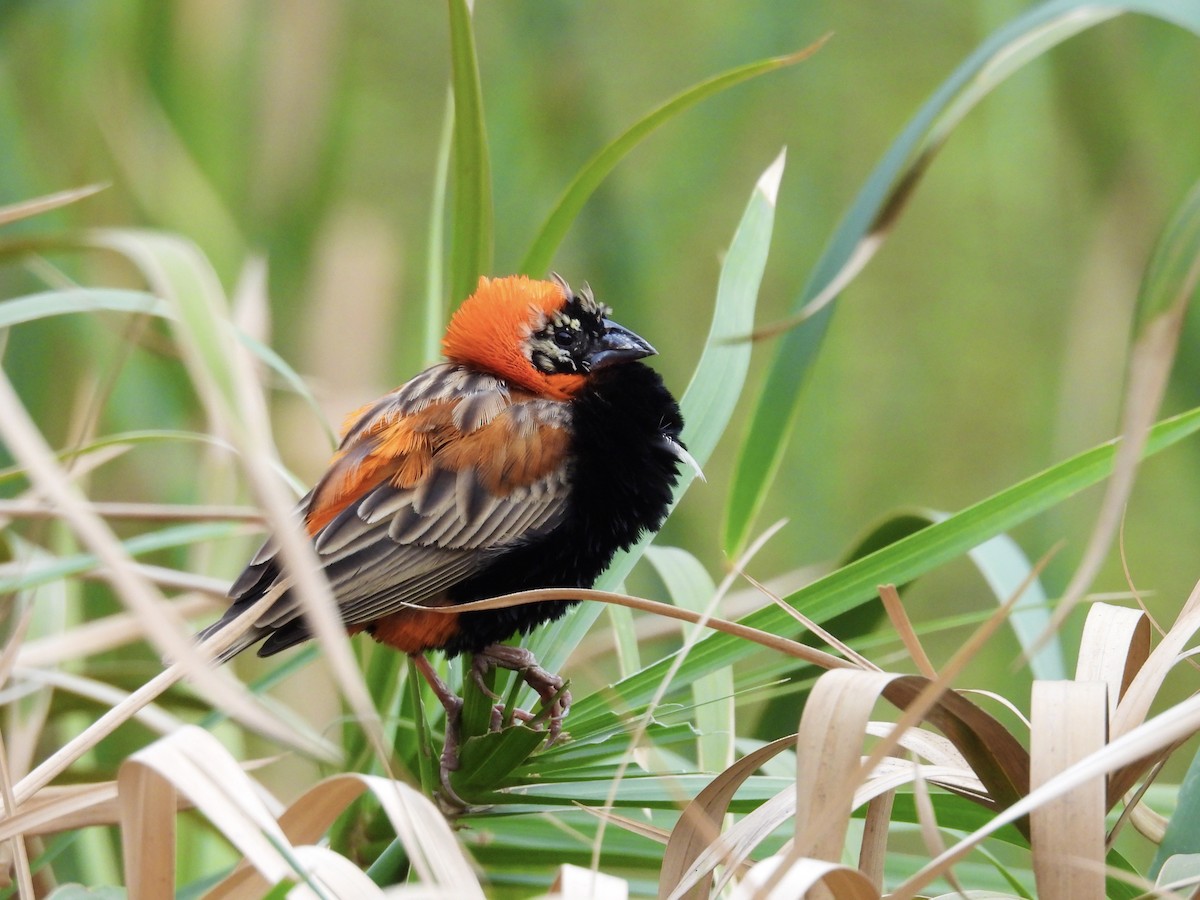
[466,811,667,867]
[522,151,783,682]
[1152,743,1200,875]
[446,0,493,304]
[519,45,819,275]
[454,727,548,796]
[1156,853,1200,892]
[645,545,732,774]
[571,404,1200,733]
[724,0,1200,556]
[607,587,641,678]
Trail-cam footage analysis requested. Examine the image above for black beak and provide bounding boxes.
[587,319,657,370]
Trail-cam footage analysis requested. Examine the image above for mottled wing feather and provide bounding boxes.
[227,366,574,642]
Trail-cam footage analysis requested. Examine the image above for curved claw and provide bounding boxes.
[472,644,572,744]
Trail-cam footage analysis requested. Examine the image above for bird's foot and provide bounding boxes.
[410,654,471,811]
[472,644,572,746]
[488,702,537,732]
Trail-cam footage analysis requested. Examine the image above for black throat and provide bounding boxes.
[442,362,684,655]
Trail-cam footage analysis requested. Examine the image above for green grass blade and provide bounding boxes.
[519,48,818,276]
[885,509,1066,680]
[723,0,1200,556]
[446,0,492,304]
[1135,175,1200,329]
[0,288,167,325]
[1151,744,1200,875]
[88,230,239,415]
[423,90,456,365]
[644,545,731,774]
[0,522,241,593]
[523,151,783,677]
[0,285,327,440]
[572,404,1200,732]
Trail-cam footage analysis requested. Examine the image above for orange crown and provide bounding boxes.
[442,275,586,399]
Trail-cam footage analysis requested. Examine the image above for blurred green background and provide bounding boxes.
[3,0,1200,684]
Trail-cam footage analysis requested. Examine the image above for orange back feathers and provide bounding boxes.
[442,275,586,399]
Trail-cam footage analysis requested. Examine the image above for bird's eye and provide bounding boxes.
[553,328,575,348]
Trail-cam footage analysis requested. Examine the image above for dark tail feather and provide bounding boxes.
[196,601,271,663]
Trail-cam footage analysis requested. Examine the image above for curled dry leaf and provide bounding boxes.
[1030,681,1108,898]
[728,855,878,900]
[1075,602,1150,720]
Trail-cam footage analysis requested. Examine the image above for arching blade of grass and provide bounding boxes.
[724,0,1200,557]
[525,151,784,678]
[0,286,326,440]
[0,522,241,594]
[881,510,1066,680]
[423,89,456,366]
[570,404,1200,733]
[519,45,822,277]
[446,0,492,304]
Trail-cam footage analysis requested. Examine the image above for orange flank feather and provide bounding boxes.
[366,604,461,654]
[443,275,586,400]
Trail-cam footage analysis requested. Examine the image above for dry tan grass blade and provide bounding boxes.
[892,686,1200,899]
[661,735,796,900]
[878,583,937,679]
[0,730,33,900]
[207,773,483,898]
[0,183,106,226]
[0,367,335,786]
[667,754,983,899]
[1030,681,1108,898]
[1075,603,1149,720]
[118,728,296,892]
[728,855,878,899]
[857,787,893,891]
[1109,578,1200,800]
[575,803,672,845]
[548,864,629,899]
[119,752,178,900]
[15,594,216,669]
[448,588,853,672]
[0,783,120,839]
[794,670,896,863]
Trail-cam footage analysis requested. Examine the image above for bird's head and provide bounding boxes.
[442,274,656,400]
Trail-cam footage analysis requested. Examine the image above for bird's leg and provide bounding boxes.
[471,644,571,745]
[409,654,468,808]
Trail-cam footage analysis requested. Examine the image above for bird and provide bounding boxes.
[198,273,690,803]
